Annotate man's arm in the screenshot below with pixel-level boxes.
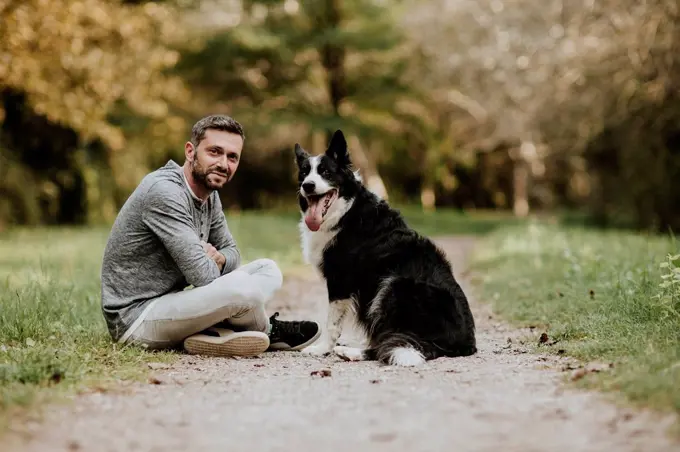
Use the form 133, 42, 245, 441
142, 181, 221, 287
208, 194, 241, 274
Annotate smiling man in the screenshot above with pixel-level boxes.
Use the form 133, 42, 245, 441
100, 114, 320, 356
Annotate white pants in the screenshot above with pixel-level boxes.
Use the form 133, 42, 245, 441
119, 259, 283, 350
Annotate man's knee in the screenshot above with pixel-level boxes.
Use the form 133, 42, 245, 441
251, 258, 283, 289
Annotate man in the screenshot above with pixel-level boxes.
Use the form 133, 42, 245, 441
100, 114, 320, 356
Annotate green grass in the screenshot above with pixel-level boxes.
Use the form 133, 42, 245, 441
469, 220, 680, 416
0, 206, 512, 426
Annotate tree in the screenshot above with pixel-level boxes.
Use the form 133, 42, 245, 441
0, 0, 189, 224
176, 0, 426, 200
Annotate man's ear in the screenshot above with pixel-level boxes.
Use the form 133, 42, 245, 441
185, 141, 195, 161
325, 130, 351, 167
294, 143, 309, 167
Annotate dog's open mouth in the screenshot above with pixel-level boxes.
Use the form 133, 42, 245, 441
304, 189, 338, 231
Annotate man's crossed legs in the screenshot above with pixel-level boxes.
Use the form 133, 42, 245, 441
119, 259, 320, 356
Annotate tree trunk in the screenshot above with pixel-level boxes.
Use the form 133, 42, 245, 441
320, 0, 346, 118
510, 144, 530, 217
318, 0, 388, 200
420, 185, 436, 211
347, 135, 388, 199
512, 160, 529, 217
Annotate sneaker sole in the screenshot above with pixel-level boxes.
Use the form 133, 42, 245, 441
184, 330, 270, 357
269, 327, 322, 352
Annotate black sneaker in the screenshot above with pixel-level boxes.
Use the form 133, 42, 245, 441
267, 312, 321, 351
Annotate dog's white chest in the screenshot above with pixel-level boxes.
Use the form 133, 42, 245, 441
299, 221, 338, 269
298, 196, 353, 271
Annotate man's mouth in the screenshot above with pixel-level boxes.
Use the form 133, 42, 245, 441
211, 171, 229, 180
303, 189, 338, 232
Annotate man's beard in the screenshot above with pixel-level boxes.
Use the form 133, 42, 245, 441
191, 156, 230, 190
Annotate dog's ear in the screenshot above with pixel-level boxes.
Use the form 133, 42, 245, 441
294, 143, 309, 167
325, 129, 351, 167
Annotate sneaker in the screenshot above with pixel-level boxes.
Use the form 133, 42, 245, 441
267, 312, 321, 351
183, 327, 270, 357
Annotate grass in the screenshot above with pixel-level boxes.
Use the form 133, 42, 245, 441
469, 220, 680, 417
0, 206, 512, 427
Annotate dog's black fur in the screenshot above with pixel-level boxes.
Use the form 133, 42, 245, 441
294, 130, 477, 365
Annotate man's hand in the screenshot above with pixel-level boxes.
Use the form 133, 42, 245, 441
201, 241, 226, 271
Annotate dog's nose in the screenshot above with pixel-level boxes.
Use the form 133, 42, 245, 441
302, 181, 316, 194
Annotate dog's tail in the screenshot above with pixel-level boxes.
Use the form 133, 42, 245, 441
365, 331, 475, 367
364, 333, 426, 367
366, 276, 477, 364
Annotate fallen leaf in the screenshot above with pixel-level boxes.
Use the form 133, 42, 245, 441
310, 369, 332, 378
148, 376, 164, 385
570, 368, 588, 381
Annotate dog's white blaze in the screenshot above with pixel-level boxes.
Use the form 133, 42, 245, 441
302, 156, 333, 194
388, 347, 425, 367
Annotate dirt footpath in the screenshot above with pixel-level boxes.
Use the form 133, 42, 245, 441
6, 237, 679, 452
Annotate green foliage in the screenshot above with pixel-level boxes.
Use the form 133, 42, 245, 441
0, 0, 191, 227
653, 253, 680, 320
470, 221, 680, 414
176, 0, 423, 145
0, 0, 678, 231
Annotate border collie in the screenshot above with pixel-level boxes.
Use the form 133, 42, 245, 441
294, 130, 477, 367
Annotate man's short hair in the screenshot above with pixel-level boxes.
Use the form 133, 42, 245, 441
190, 114, 245, 147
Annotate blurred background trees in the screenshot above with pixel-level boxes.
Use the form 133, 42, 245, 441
1, 0, 678, 231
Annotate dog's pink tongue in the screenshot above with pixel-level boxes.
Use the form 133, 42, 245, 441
305, 199, 323, 231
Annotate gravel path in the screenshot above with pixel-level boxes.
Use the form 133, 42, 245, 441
6, 236, 679, 452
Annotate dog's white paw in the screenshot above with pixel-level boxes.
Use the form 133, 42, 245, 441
333, 346, 366, 362
300, 343, 332, 356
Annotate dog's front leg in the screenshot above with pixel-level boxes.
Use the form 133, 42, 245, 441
301, 299, 352, 356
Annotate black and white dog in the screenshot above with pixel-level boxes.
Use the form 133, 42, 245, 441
294, 130, 477, 366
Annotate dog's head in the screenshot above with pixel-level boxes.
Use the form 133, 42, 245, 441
294, 129, 362, 232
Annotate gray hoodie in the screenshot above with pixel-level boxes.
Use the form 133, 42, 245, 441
100, 160, 240, 341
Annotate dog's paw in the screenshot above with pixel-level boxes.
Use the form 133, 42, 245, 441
333, 346, 366, 362
300, 344, 332, 357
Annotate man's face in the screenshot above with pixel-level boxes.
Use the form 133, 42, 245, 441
185, 129, 243, 191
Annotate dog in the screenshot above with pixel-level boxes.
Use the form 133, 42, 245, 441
293, 129, 477, 367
